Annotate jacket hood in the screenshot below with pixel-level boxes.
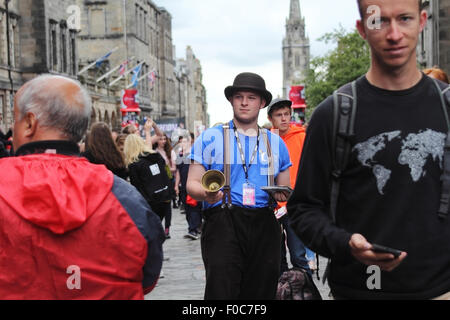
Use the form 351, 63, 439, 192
278, 124, 306, 140
0, 154, 113, 234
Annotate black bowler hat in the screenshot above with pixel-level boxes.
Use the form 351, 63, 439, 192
224, 72, 273, 107
267, 98, 293, 116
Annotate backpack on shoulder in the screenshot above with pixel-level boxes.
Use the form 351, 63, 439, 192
322, 77, 450, 284
276, 267, 322, 300
134, 153, 172, 204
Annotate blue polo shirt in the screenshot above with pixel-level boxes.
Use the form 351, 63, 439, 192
190, 121, 292, 209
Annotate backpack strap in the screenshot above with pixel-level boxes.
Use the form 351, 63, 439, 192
222, 123, 233, 209
432, 79, 450, 220
261, 129, 275, 187
330, 80, 358, 224
261, 128, 277, 209
323, 80, 358, 285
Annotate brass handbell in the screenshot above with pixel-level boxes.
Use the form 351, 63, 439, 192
201, 170, 226, 193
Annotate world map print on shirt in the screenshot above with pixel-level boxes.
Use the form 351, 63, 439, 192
353, 130, 446, 195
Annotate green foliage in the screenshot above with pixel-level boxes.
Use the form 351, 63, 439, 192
305, 26, 370, 119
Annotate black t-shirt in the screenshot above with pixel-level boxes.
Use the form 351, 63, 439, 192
288, 75, 450, 299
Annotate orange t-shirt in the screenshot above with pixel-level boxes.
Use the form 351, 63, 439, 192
272, 124, 306, 208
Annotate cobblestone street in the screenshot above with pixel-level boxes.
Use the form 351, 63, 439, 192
146, 207, 331, 300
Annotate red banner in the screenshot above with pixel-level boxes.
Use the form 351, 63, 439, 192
289, 86, 306, 109
122, 89, 140, 111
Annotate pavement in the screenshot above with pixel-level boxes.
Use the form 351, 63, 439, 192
146, 206, 331, 300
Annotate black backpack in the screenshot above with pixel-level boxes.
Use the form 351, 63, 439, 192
276, 268, 322, 300
129, 152, 172, 204
322, 77, 450, 283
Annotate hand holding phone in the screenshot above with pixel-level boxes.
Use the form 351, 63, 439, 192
349, 234, 407, 272
370, 244, 403, 259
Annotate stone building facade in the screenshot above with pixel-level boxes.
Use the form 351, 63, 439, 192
175, 46, 208, 135
282, 0, 310, 98
0, 0, 79, 133
418, 0, 450, 75
76, 0, 178, 129
76, 0, 207, 132
0, 0, 208, 135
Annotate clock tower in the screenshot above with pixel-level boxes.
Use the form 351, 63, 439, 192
282, 0, 310, 98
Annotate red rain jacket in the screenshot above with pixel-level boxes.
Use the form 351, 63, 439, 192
0, 149, 164, 300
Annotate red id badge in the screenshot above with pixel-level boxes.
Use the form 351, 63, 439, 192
243, 182, 256, 206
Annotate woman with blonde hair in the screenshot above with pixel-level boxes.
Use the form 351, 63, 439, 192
124, 134, 172, 239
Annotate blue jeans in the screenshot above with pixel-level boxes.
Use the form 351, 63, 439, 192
306, 247, 316, 262
280, 215, 311, 275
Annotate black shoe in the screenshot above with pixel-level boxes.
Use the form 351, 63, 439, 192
185, 231, 199, 240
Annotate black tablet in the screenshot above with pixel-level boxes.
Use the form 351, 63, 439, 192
260, 186, 293, 197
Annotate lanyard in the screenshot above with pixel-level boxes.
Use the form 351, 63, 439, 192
232, 121, 260, 181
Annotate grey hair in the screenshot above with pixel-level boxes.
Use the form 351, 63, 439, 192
16, 74, 92, 143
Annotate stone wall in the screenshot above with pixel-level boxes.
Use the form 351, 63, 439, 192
440, 0, 450, 75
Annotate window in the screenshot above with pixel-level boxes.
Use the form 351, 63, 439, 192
9, 16, 19, 68
69, 30, 77, 75
140, 11, 144, 40
89, 9, 106, 36
0, 12, 5, 65
135, 5, 148, 43
295, 54, 300, 68
61, 23, 68, 73
0, 13, 21, 68
135, 5, 139, 37
144, 13, 147, 42
49, 20, 58, 71
0, 94, 4, 130
142, 64, 147, 93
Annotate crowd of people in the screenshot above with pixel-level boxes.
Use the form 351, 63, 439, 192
0, 0, 450, 301
79, 117, 201, 242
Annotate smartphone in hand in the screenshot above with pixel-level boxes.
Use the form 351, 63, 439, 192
371, 244, 403, 258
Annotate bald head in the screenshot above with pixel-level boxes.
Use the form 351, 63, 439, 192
14, 75, 92, 146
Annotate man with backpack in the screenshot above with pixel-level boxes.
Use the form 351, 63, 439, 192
287, 0, 450, 299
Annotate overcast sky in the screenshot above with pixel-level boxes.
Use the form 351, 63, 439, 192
156, 0, 361, 127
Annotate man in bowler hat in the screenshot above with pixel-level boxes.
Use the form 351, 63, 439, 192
187, 72, 292, 299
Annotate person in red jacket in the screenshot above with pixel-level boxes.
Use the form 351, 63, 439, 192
0, 74, 165, 300
268, 98, 316, 274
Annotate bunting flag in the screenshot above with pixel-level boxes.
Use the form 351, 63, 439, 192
78, 47, 118, 76
130, 64, 143, 88
148, 70, 157, 86
95, 50, 114, 68
119, 60, 129, 76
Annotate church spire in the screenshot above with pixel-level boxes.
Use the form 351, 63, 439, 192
289, 0, 301, 21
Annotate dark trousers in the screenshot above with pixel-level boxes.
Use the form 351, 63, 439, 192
150, 201, 172, 229
180, 188, 202, 233
186, 205, 202, 233
201, 206, 281, 300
